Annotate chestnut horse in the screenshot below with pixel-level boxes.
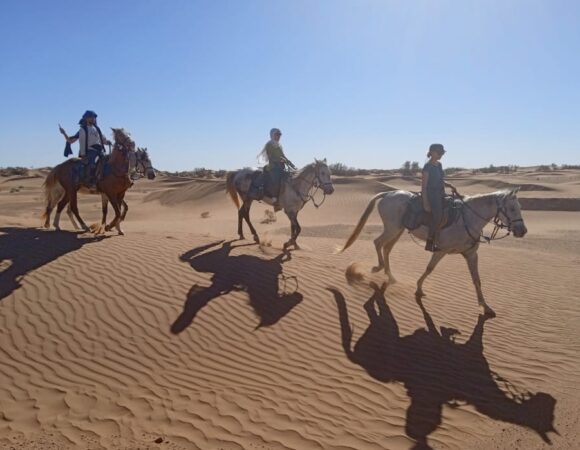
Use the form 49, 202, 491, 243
42, 129, 155, 234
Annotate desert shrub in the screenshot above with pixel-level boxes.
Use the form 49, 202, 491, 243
0, 167, 29, 177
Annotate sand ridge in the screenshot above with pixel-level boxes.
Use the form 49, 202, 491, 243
1, 169, 579, 449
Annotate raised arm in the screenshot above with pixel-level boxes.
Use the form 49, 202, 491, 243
59, 125, 79, 144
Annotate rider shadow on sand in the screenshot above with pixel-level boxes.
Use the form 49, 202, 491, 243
171, 240, 303, 334
328, 283, 557, 450
0, 227, 108, 302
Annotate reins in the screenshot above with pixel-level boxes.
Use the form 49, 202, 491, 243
461, 195, 521, 245
289, 163, 330, 209
408, 192, 521, 249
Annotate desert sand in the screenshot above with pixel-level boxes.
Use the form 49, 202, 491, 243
1, 167, 579, 449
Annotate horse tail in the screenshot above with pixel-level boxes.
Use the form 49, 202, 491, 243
226, 171, 240, 209
41, 168, 64, 221
339, 192, 386, 253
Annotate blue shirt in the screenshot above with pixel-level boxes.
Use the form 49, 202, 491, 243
423, 162, 445, 196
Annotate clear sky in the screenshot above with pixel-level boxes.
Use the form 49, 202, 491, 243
0, 0, 578, 171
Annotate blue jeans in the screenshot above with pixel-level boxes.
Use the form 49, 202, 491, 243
85, 146, 103, 183
86, 147, 102, 169
427, 191, 443, 241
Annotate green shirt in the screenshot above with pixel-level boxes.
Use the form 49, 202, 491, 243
264, 140, 284, 164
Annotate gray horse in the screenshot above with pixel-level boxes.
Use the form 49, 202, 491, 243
227, 159, 334, 249
339, 188, 527, 316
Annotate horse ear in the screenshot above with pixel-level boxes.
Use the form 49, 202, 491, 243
314, 158, 319, 164
323, 158, 327, 163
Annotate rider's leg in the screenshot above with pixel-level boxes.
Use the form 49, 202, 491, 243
271, 164, 283, 210
87, 148, 98, 187
426, 193, 443, 251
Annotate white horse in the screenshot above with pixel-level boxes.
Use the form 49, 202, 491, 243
226, 159, 334, 249
339, 189, 528, 316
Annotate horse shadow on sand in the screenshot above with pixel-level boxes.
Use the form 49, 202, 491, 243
171, 240, 303, 334
0, 227, 108, 302
328, 283, 557, 450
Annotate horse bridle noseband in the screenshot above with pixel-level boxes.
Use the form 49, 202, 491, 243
130, 152, 151, 180
462, 195, 523, 244
494, 197, 524, 232
295, 163, 332, 208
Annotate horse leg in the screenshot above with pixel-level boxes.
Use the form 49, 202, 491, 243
43, 203, 54, 229
293, 215, 302, 249
69, 190, 89, 231
120, 199, 128, 221
372, 232, 387, 272
382, 229, 404, 283
241, 201, 259, 243
93, 193, 108, 234
462, 249, 495, 317
66, 203, 80, 230
237, 207, 245, 240
54, 193, 70, 231
415, 251, 446, 299
115, 194, 126, 235
283, 212, 300, 250
105, 195, 122, 231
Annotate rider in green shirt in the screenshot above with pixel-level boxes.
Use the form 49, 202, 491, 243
259, 128, 296, 209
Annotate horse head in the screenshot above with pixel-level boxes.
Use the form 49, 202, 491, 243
111, 128, 136, 155
131, 147, 156, 180
314, 158, 334, 195
498, 188, 527, 238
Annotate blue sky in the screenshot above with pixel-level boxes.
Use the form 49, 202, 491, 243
0, 0, 578, 171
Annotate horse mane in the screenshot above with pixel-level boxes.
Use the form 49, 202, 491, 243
292, 162, 316, 179
112, 128, 131, 142
464, 189, 512, 202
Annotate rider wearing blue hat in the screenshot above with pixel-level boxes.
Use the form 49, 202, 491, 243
59, 110, 110, 188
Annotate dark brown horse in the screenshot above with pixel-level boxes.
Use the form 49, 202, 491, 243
42, 129, 155, 234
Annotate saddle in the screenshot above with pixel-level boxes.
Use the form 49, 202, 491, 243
248, 168, 290, 200
71, 156, 110, 187
402, 193, 463, 231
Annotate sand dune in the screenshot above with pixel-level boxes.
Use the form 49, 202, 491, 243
1, 169, 579, 449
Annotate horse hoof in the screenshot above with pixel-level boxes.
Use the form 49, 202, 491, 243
415, 290, 424, 300
239, 234, 245, 240
118, 231, 125, 236
253, 235, 260, 243
371, 265, 383, 273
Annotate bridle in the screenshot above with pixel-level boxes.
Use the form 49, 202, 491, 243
462, 194, 524, 244
292, 162, 332, 208
130, 151, 152, 181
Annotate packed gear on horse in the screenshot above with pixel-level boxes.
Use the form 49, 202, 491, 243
402, 192, 463, 231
